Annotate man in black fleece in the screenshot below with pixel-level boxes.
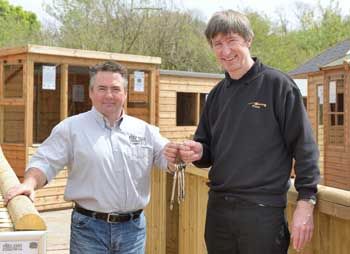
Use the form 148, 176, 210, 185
164, 9, 319, 254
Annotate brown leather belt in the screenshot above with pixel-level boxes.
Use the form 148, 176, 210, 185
75, 205, 142, 223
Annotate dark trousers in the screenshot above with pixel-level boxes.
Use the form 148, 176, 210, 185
205, 192, 290, 254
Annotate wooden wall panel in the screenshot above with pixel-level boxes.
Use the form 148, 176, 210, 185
159, 73, 220, 254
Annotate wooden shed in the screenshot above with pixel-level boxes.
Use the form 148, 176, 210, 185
0, 44, 162, 210
289, 39, 350, 190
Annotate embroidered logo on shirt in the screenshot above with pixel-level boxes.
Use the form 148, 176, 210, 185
248, 101, 267, 109
129, 135, 146, 145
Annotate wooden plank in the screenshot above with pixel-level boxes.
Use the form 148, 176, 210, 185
0, 45, 28, 57
29, 54, 158, 72
24, 59, 34, 151
149, 69, 157, 125
0, 61, 3, 100
195, 93, 200, 125
159, 90, 176, 98
36, 202, 73, 212
27, 44, 161, 65
60, 64, 68, 120
0, 98, 25, 106
0, 105, 3, 143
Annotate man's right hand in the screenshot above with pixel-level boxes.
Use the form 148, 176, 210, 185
179, 140, 203, 163
4, 167, 47, 205
4, 183, 35, 204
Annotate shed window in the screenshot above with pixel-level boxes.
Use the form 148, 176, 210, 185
317, 84, 323, 125
328, 79, 344, 145
176, 92, 208, 126
176, 92, 197, 126
3, 64, 23, 98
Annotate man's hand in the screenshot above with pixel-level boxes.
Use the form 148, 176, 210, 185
163, 142, 180, 164
4, 168, 47, 205
179, 140, 203, 163
164, 142, 182, 173
291, 200, 315, 251
4, 183, 35, 204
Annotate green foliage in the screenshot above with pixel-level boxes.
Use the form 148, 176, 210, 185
41, 0, 219, 72
0, 0, 41, 47
1, 0, 350, 74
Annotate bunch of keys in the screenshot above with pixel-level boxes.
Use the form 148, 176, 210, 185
169, 157, 186, 211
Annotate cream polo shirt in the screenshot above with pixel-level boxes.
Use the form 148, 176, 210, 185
28, 107, 169, 213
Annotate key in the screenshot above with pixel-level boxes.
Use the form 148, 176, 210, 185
170, 170, 177, 211
169, 154, 186, 210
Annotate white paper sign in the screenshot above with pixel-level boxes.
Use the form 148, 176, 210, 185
72, 85, 84, 102
134, 71, 144, 92
317, 86, 323, 105
42, 66, 56, 90
0, 240, 39, 254
329, 81, 336, 103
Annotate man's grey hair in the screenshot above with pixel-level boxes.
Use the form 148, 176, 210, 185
205, 10, 254, 46
89, 61, 128, 90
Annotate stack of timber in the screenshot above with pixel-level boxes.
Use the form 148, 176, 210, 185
0, 196, 13, 232
0, 146, 46, 231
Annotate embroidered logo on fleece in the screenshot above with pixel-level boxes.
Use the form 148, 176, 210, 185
248, 101, 267, 109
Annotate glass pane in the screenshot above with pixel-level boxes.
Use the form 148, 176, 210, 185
330, 103, 336, 112
337, 115, 344, 126
33, 63, 61, 143
330, 114, 335, 126
68, 65, 91, 116
3, 64, 23, 98
318, 105, 323, 125
317, 85, 323, 126
337, 93, 344, 112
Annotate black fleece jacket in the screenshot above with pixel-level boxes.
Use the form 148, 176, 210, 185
193, 58, 320, 207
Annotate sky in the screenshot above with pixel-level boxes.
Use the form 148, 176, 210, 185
8, 0, 350, 28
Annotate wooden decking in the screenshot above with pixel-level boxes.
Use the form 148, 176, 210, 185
41, 209, 71, 254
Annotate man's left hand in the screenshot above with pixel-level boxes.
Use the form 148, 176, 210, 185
291, 200, 315, 251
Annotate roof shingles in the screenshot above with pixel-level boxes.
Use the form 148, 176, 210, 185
289, 39, 350, 76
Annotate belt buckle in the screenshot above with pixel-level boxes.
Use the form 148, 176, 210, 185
107, 212, 120, 223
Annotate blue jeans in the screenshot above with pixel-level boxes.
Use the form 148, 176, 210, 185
70, 210, 146, 254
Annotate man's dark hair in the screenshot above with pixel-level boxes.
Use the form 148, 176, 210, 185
205, 10, 254, 46
89, 61, 128, 89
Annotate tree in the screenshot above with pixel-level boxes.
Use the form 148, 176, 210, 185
42, 0, 219, 72
0, 0, 40, 47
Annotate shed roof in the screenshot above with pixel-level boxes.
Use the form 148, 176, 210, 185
160, 69, 224, 79
0, 44, 161, 65
289, 39, 350, 77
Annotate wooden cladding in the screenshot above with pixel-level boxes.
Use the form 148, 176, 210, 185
0, 105, 25, 144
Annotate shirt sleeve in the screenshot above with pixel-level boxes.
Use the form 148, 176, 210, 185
149, 125, 169, 170
27, 119, 72, 183
193, 93, 213, 168
278, 83, 320, 200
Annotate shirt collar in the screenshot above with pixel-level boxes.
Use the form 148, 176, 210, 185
91, 107, 124, 129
